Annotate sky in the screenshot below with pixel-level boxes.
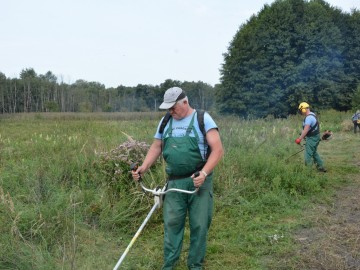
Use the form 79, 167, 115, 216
1, 0, 359, 88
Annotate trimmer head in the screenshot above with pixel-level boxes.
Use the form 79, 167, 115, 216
321, 130, 333, 141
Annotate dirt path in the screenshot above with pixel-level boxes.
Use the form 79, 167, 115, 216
293, 133, 360, 270
294, 179, 360, 269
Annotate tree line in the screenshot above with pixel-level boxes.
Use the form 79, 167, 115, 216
0, 69, 215, 113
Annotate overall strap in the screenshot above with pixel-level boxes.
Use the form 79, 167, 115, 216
186, 112, 197, 136
163, 112, 198, 139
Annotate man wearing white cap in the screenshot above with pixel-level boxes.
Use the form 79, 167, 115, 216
132, 86, 224, 269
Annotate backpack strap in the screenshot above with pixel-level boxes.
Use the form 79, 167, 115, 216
196, 110, 206, 138
196, 110, 211, 159
159, 111, 171, 134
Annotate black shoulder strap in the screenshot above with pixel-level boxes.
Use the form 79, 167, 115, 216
196, 110, 206, 138
197, 110, 211, 159
159, 112, 171, 134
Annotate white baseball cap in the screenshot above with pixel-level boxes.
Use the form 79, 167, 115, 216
159, 87, 187, 109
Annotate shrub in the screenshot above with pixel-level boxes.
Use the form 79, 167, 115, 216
94, 136, 165, 231
341, 120, 354, 132
96, 138, 150, 200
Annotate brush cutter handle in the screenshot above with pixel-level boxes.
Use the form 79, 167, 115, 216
139, 172, 200, 195
139, 181, 199, 195
130, 162, 142, 181
131, 163, 199, 194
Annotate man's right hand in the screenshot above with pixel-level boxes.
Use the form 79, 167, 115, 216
131, 169, 142, 181
130, 163, 143, 181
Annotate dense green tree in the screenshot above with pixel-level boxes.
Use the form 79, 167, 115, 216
39, 71, 58, 112
181, 81, 214, 110
0, 72, 6, 113
340, 10, 360, 110
19, 68, 37, 112
218, 0, 360, 118
351, 85, 360, 110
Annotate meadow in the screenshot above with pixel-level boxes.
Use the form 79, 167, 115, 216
0, 110, 358, 270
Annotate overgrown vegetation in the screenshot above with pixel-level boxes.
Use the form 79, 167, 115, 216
0, 111, 358, 269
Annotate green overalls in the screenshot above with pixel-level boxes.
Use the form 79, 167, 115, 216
303, 114, 324, 169
161, 113, 213, 270
304, 134, 324, 168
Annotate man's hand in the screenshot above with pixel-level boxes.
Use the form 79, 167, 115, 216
130, 163, 143, 181
131, 169, 142, 181
295, 138, 302, 144
192, 171, 205, 188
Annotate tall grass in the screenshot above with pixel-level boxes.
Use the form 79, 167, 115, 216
0, 110, 357, 269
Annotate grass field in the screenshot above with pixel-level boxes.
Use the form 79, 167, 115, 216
0, 111, 358, 270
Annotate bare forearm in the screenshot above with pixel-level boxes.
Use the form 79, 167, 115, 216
299, 125, 310, 140
202, 147, 224, 175
202, 129, 224, 175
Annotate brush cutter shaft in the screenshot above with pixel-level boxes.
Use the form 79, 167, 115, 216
113, 165, 199, 269
113, 201, 159, 270
140, 181, 198, 195
284, 146, 305, 161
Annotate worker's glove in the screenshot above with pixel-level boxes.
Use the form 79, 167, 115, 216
295, 138, 302, 144
321, 130, 333, 141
